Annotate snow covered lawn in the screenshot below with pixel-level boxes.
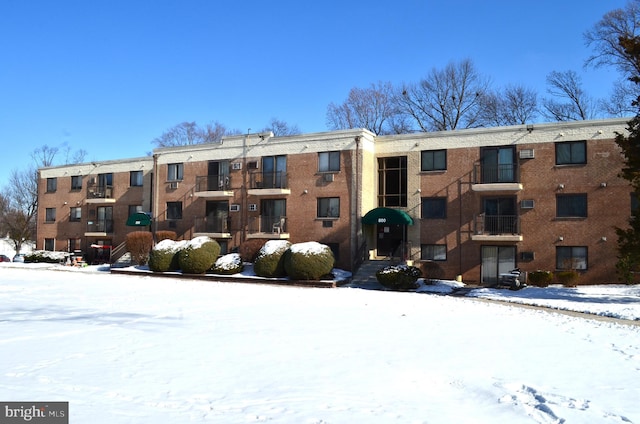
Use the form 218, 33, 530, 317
1, 264, 639, 423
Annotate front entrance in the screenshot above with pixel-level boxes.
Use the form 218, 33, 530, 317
376, 224, 406, 258
481, 245, 516, 285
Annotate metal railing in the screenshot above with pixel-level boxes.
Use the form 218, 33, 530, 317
86, 219, 114, 233
249, 171, 288, 189
194, 216, 230, 233
87, 185, 114, 199
473, 163, 519, 184
248, 215, 287, 234
474, 214, 519, 235
195, 175, 232, 192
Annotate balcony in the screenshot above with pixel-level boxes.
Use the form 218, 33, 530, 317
248, 172, 291, 195
194, 175, 233, 197
471, 163, 523, 193
194, 216, 232, 238
85, 219, 114, 237
247, 215, 289, 239
86, 185, 116, 203
471, 214, 523, 242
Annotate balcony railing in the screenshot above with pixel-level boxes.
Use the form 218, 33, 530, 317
86, 219, 114, 233
473, 163, 520, 184
194, 216, 230, 234
248, 215, 288, 235
249, 171, 288, 190
195, 175, 232, 192
474, 214, 519, 235
87, 185, 114, 199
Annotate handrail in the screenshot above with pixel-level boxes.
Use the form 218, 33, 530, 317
109, 241, 128, 265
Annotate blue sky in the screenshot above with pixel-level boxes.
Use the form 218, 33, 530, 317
0, 0, 629, 186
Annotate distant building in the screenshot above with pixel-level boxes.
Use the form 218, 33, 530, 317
37, 118, 631, 284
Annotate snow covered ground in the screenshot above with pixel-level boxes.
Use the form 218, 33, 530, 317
1, 263, 639, 423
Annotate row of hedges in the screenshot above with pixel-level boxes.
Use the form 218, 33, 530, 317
147, 237, 334, 280
527, 270, 580, 287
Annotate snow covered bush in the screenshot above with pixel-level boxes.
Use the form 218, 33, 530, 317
210, 253, 244, 275
24, 250, 69, 264
125, 231, 153, 265
376, 264, 422, 290
528, 270, 554, 287
148, 239, 187, 272
283, 241, 334, 280
177, 236, 220, 274
253, 240, 291, 278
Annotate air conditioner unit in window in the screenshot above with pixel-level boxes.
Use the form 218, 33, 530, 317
519, 149, 535, 159
247, 161, 259, 170
229, 204, 240, 212
520, 199, 535, 209
323, 173, 335, 182
169, 181, 179, 189
232, 162, 242, 170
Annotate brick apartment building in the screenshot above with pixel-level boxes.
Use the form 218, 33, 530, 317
37, 117, 631, 284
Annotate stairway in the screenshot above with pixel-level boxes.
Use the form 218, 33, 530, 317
342, 258, 396, 289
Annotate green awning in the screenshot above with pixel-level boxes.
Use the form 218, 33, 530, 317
126, 212, 152, 226
361, 208, 414, 225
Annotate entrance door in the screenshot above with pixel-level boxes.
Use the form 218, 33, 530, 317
481, 245, 516, 285
376, 224, 406, 258
205, 201, 229, 232
208, 161, 229, 191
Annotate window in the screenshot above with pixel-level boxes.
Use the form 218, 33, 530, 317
167, 201, 183, 220
556, 141, 586, 165
557, 194, 587, 218
480, 146, 516, 183
68, 238, 81, 253
421, 244, 447, 261
422, 197, 447, 219
319, 151, 340, 172
167, 163, 184, 181
70, 207, 81, 222
44, 238, 55, 251
71, 175, 82, 190
421, 150, 447, 171
46, 178, 57, 193
556, 246, 587, 270
262, 155, 287, 188
130, 170, 143, 186
45, 208, 56, 223
317, 197, 340, 218
378, 156, 407, 207
129, 205, 143, 216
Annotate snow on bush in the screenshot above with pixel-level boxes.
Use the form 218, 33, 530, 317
254, 240, 291, 278
24, 250, 70, 263
210, 253, 244, 275
283, 241, 334, 280
376, 264, 422, 291
177, 237, 220, 274
148, 239, 188, 272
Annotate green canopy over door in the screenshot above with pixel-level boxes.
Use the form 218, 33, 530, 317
126, 212, 152, 226
361, 207, 414, 226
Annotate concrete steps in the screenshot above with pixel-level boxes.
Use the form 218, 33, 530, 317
342, 259, 396, 289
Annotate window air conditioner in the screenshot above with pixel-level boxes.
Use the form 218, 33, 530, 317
232, 162, 242, 170
520, 199, 535, 209
169, 181, 179, 189
323, 173, 335, 182
229, 204, 240, 212
247, 161, 259, 169
519, 149, 535, 159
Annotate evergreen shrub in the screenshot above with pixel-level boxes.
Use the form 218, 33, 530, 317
177, 237, 221, 274
254, 240, 291, 278
556, 270, 580, 287
148, 239, 187, 272
210, 253, 244, 275
283, 241, 335, 280
528, 270, 554, 287
376, 264, 422, 290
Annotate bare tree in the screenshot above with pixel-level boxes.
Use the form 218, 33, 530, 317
326, 81, 398, 135
31, 145, 59, 167
541, 70, 599, 121
151, 121, 238, 147
480, 85, 538, 126
602, 78, 638, 117
397, 59, 491, 131
585, 0, 640, 78
0, 167, 38, 253
262, 118, 301, 136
